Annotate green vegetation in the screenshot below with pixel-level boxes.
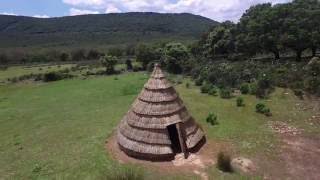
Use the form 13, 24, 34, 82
195, 0, 320, 61
0, 64, 75, 82
256, 103, 272, 116
100, 55, 118, 74
236, 97, 244, 107
217, 152, 232, 172
0, 71, 318, 179
206, 112, 218, 126
0, 12, 217, 50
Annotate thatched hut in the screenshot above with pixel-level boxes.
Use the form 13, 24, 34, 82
117, 64, 205, 160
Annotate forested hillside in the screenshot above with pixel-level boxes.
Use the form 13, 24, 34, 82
0, 12, 218, 48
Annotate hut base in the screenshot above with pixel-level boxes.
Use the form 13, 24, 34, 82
117, 136, 206, 162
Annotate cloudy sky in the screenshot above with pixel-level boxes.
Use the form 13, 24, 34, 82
0, 0, 291, 22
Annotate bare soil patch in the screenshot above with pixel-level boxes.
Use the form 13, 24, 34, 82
269, 121, 320, 180
106, 133, 233, 179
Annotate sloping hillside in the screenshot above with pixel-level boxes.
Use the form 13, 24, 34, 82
0, 12, 218, 48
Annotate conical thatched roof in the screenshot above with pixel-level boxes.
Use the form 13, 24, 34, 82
117, 64, 205, 160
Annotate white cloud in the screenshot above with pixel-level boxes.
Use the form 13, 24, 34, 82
0, 12, 18, 16
33, 14, 50, 18
63, 0, 104, 6
63, 0, 292, 21
69, 8, 100, 15
105, 4, 121, 13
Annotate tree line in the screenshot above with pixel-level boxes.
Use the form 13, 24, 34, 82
193, 0, 320, 61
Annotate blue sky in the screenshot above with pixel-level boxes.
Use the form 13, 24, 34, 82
0, 0, 291, 21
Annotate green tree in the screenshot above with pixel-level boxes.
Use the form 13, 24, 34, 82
59, 52, 70, 62
238, 3, 282, 59
135, 44, 161, 69
0, 53, 9, 65
100, 55, 118, 74
108, 47, 123, 57
71, 49, 86, 61
87, 49, 101, 60
163, 42, 190, 74
203, 22, 235, 57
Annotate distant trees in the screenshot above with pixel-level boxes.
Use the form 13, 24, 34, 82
135, 44, 161, 69
197, 0, 320, 60
71, 49, 86, 61
0, 53, 8, 65
163, 43, 190, 74
87, 49, 102, 60
101, 55, 118, 74
60, 52, 70, 62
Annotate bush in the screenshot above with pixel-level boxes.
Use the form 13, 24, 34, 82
236, 97, 244, 107
201, 83, 212, 93
43, 72, 63, 82
195, 77, 203, 86
208, 87, 218, 96
219, 88, 232, 99
217, 152, 232, 172
146, 62, 155, 72
132, 64, 143, 72
206, 112, 218, 125
293, 89, 304, 99
186, 82, 190, 88
43, 72, 73, 82
255, 103, 272, 116
240, 83, 250, 94
249, 82, 258, 95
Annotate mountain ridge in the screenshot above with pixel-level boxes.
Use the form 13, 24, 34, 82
0, 12, 218, 49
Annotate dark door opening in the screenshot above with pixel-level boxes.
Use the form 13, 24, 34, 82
167, 124, 182, 153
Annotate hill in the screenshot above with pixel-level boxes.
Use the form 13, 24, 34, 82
0, 12, 218, 49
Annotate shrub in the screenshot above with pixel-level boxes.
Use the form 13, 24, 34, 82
132, 64, 143, 72
43, 72, 62, 82
236, 97, 244, 107
240, 83, 250, 94
249, 82, 258, 95
100, 55, 118, 74
126, 59, 133, 71
195, 77, 203, 86
208, 87, 218, 96
217, 152, 232, 172
219, 88, 232, 99
293, 89, 304, 99
256, 103, 272, 116
201, 83, 212, 93
146, 62, 155, 72
186, 82, 190, 88
206, 112, 218, 125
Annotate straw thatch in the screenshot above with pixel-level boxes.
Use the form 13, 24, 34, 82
117, 64, 205, 160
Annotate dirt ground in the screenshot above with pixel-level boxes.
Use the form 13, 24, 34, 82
106, 99, 320, 180
268, 121, 320, 180
106, 124, 320, 180
106, 134, 233, 179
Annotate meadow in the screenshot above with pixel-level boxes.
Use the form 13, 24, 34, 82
0, 65, 318, 179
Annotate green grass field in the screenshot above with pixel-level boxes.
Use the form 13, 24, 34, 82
0, 64, 76, 82
0, 69, 317, 179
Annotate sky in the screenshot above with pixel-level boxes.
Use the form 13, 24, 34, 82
0, 0, 291, 22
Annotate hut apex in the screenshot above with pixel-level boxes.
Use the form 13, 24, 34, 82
117, 64, 205, 160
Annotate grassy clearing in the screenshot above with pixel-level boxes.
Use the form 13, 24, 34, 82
0, 72, 317, 179
0, 64, 76, 82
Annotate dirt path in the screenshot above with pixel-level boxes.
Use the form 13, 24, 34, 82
269, 121, 320, 180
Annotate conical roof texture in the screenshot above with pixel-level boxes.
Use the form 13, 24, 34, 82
117, 64, 204, 159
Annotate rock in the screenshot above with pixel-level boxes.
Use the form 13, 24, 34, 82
231, 157, 256, 174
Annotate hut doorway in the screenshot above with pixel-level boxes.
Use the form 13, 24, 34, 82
167, 124, 182, 153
